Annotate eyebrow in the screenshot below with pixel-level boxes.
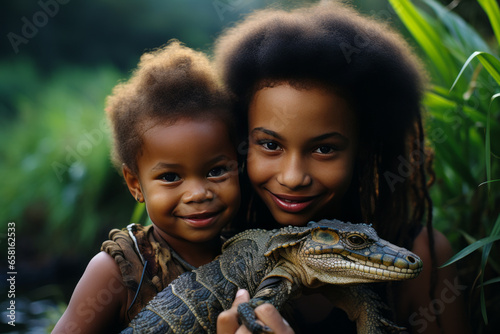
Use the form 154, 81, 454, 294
150, 155, 233, 172
251, 127, 283, 140
207, 154, 234, 166
151, 162, 181, 172
313, 132, 349, 143
251, 127, 349, 143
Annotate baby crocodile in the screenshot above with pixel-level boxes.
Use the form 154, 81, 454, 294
122, 219, 422, 333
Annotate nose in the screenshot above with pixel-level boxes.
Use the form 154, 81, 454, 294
182, 180, 214, 203
276, 152, 311, 190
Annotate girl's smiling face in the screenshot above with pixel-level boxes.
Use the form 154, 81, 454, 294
247, 83, 358, 226
124, 118, 240, 252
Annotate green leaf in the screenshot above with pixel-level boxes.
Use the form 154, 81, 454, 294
478, 0, 500, 46
130, 202, 146, 224
423, 0, 491, 56
491, 93, 500, 105
451, 51, 500, 91
439, 234, 500, 268
459, 230, 477, 245
425, 89, 498, 129
491, 213, 500, 236
389, 0, 456, 84
482, 277, 500, 287
485, 94, 497, 191
481, 239, 493, 324
478, 179, 500, 188
480, 274, 488, 324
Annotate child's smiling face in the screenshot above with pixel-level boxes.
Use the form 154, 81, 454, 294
125, 118, 240, 249
247, 83, 358, 226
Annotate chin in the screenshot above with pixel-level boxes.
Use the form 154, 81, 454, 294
273, 214, 311, 227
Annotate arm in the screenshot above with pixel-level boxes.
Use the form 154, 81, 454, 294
52, 252, 129, 334
396, 227, 472, 334
217, 289, 294, 334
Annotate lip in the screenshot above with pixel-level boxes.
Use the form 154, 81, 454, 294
177, 211, 221, 228
267, 191, 317, 213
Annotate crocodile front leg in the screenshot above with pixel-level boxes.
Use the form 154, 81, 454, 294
237, 277, 292, 334
320, 284, 405, 334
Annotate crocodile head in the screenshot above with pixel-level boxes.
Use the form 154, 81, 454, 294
264, 219, 423, 288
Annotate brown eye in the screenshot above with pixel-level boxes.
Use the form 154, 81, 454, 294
347, 235, 366, 247
314, 145, 335, 154
161, 173, 181, 182
208, 166, 228, 178
262, 141, 280, 151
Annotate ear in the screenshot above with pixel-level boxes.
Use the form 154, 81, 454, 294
122, 164, 144, 203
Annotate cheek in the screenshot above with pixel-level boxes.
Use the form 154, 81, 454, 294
247, 149, 275, 186
319, 160, 355, 194
213, 177, 241, 206
145, 190, 177, 214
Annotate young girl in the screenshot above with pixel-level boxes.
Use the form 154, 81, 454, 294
53, 40, 241, 333
214, 2, 470, 333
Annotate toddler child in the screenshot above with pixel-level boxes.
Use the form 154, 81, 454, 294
53, 40, 240, 333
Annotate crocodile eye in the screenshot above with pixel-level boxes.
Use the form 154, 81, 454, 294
347, 234, 366, 247
312, 229, 339, 245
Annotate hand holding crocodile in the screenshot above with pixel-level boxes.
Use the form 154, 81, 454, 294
217, 289, 294, 334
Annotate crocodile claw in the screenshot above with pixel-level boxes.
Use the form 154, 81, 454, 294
379, 318, 407, 333
237, 302, 274, 334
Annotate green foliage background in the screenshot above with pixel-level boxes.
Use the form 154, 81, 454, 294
388, 1, 500, 331
0, 0, 498, 332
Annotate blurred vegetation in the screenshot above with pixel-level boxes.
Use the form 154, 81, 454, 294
389, 0, 500, 332
0, 60, 126, 254
0, 0, 499, 332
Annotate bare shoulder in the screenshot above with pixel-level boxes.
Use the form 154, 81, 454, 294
396, 227, 471, 333
412, 227, 454, 266
52, 252, 129, 333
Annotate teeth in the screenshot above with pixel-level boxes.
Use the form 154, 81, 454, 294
282, 199, 301, 203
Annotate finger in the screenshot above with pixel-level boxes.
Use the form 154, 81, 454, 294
233, 289, 250, 306
217, 290, 250, 334
235, 326, 252, 334
254, 303, 295, 334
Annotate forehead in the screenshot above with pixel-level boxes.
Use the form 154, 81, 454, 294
248, 84, 357, 137
140, 118, 236, 161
